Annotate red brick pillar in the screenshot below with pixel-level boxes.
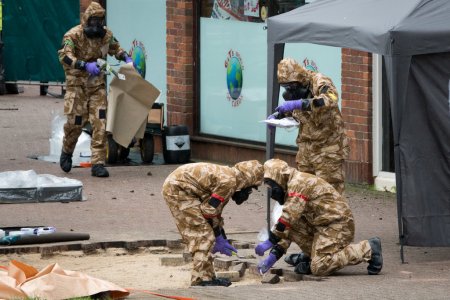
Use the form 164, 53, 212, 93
166, 0, 195, 134
341, 49, 373, 184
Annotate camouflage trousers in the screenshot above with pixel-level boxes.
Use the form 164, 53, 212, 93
296, 141, 347, 194
62, 84, 107, 164
289, 216, 371, 276
162, 185, 216, 285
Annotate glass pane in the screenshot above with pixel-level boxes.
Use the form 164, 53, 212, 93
199, 18, 271, 142
201, 0, 265, 23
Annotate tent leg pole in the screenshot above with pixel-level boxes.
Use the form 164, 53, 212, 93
400, 243, 405, 263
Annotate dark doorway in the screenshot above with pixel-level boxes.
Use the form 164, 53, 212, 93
381, 58, 395, 172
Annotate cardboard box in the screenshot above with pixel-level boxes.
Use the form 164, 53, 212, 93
147, 103, 164, 129
148, 107, 163, 126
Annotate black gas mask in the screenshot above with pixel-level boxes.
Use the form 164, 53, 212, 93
281, 82, 310, 100
84, 16, 106, 39
265, 179, 286, 205
232, 186, 256, 205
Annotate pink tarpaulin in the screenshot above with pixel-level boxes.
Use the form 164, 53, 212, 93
0, 260, 129, 299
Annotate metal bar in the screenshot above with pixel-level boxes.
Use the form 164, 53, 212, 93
4, 81, 66, 87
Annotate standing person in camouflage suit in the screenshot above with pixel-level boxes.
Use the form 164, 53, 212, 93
268, 57, 349, 194
58, 1, 133, 177
255, 159, 382, 276
162, 160, 264, 287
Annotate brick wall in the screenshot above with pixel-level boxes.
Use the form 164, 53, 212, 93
166, 0, 195, 134
341, 49, 373, 184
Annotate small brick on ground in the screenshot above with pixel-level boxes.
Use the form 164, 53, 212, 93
230, 263, 247, 277
213, 257, 238, 269
262, 273, 280, 284
270, 268, 283, 276
166, 239, 183, 249
232, 241, 250, 249
160, 256, 186, 266
215, 270, 241, 282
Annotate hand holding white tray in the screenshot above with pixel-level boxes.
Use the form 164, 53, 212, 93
260, 117, 299, 128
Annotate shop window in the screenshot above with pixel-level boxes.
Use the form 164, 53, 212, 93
200, 0, 308, 23
197, 0, 332, 148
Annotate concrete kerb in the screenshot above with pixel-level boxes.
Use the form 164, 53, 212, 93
0, 239, 183, 256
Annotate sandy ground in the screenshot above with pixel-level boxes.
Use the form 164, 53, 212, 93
0, 246, 263, 293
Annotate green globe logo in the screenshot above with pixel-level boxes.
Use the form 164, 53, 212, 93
131, 46, 146, 78
226, 56, 243, 100
129, 40, 147, 78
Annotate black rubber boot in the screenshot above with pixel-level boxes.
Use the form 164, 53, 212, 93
292, 253, 312, 274
91, 164, 109, 177
285, 252, 310, 266
367, 237, 383, 275
59, 151, 73, 173
196, 277, 231, 287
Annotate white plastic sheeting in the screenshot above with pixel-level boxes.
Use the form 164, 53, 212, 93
39, 112, 91, 166
0, 170, 83, 203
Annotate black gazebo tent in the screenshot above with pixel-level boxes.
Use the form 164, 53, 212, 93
266, 0, 450, 257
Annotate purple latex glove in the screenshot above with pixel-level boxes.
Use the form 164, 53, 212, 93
275, 99, 303, 113
212, 235, 237, 256
85, 62, 100, 76
255, 239, 273, 256
125, 55, 133, 65
266, 113, 277, 129
267, 113, 277, 121
258, 253, 278, 274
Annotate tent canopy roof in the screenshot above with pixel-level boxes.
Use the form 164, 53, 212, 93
267, 0, 450, 56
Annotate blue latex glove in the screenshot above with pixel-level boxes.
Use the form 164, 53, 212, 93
276, 99, 303, 113
258, 253, 278, 274
255, 239, 273, 256
85, 62, 100, 76
212, 235, 237, 256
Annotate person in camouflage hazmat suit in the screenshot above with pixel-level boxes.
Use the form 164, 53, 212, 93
162, 160, 264, 286
255, 159, 383, 276
57, 2, 133, 177
269, 58, 349, 194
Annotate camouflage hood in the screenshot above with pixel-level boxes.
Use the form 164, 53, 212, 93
277, 57, 314, 86
232, 160, 264, 191
263, 159, 293, 190
81, 2, 105, 27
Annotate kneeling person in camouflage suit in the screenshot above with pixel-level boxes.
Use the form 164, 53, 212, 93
255, 159, 382, 276
162, 160, 264, 286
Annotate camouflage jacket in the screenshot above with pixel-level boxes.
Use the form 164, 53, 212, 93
264, 159, 353, 251
58, 2, 126, 87
277, 58, 348, 156
162, 161, 263, 231
292, 72, 348, 154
